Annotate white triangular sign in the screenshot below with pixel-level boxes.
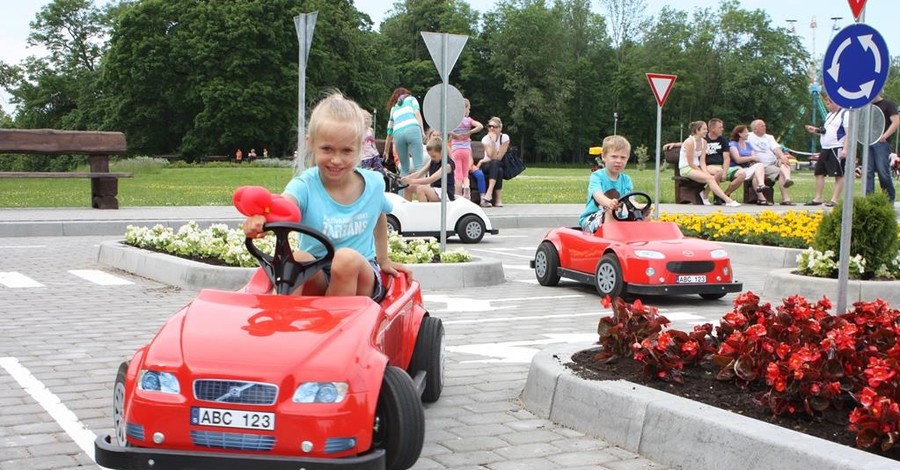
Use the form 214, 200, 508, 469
646, 73, 677, 107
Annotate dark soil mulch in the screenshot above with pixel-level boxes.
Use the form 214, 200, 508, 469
567, 348, 900, 461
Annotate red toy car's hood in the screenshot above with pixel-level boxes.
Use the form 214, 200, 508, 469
143, 289, 383, 378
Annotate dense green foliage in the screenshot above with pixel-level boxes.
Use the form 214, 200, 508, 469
812, 192, 900, 278
2, 0, 899, 166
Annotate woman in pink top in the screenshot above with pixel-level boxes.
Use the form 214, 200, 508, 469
449, 99, 483, 200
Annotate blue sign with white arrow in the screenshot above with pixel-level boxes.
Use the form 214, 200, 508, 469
822, 23, 889, 109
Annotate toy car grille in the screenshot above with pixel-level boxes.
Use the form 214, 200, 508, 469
666, 261, 714, 274
190, 430, 275, 451
193, 380, 278, 405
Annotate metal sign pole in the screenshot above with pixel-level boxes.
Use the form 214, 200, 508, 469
294, 13, 317, 172
654, 105, 661, 219
439, 33, 449, 249
837, 108, 859, 315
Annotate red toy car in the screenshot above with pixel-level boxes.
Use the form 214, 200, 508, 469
531, 192, 742, 300
95, 222, 444, 470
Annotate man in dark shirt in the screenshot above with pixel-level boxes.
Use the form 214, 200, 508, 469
866, 93, 899, 203
703, 118, 746, 204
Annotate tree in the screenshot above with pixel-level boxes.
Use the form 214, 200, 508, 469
101, 0, 386, 159
1, 0, 115, 130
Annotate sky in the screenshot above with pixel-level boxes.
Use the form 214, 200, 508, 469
1, 0, 899, 112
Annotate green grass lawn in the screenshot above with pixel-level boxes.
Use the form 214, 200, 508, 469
0, 162, 823, 207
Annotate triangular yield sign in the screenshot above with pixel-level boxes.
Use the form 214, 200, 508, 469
848, 0, 867, 19
646, 73, 677, 107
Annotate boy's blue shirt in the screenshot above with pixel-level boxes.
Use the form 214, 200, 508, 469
284, 167, 391, 260
578, 168, 634, 226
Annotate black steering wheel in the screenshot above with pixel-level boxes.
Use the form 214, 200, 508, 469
245, 221, 335, 295
383, 170, 409, 190
611, 191, 652, 221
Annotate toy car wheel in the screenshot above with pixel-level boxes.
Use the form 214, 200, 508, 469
456, 214, 485, 244
595, 253, 625, 298
700, 293, 727, 300
373, 366, 425, 470
409, 316, 445, 403
534, 241, 561, 286
387, 214, 401, 235
113, 361, 130, 446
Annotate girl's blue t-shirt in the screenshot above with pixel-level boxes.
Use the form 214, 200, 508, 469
578, 168, 634, 226
283, 168, 391, 260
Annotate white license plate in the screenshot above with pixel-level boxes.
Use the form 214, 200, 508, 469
191, 407, 275, 431
676, 275, 706, 284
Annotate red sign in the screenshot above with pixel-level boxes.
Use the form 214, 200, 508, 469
848, 0, 867, 19
646, 73, 677, 107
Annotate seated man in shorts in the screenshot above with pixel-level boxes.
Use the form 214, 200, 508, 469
702, 118, 746, 204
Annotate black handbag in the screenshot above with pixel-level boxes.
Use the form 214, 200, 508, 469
501, 145, 525, 180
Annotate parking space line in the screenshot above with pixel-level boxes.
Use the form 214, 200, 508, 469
69, 269, 134, 286
0, 357, 109, 469
443, 310, 605, 325
0, 271, 45, 288
470, 248, 534, 259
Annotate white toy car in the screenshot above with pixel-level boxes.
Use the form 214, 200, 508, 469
384, 192, 498, 243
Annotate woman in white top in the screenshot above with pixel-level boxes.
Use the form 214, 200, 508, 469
477, 116, 509, 207
678, 121, 740, 207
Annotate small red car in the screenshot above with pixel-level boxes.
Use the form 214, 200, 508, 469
95, 222, 444, 470
531, 192, 742, 300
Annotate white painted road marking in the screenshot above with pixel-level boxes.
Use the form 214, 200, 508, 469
0, 357, 110, 469
471, 248, 535, 259
424, 293, 584, 313
0, 271, 45, 288
447, 333, 597, 363
0, 245, 47, 249
443, 311, 606, 325
69, 270, 134, 286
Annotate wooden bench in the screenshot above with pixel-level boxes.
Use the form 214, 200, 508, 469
664, 144, 705, 204
0, 129, 130, 209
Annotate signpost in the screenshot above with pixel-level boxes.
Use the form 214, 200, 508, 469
421, 32, 468, 250
646, 73, 677, 218
294, 12, 317, 172
821, 3, 889, 315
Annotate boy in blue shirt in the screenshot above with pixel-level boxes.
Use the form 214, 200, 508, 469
579, 135, 635, 233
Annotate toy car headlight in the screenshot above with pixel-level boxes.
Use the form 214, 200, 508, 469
138, 370, 180, 394
710, 249, 728, 259
634, 250, 665, 259
293, 382, 349, 404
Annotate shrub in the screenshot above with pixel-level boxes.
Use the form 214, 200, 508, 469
812, 193, 900, 278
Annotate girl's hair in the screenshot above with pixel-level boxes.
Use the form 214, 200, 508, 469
387, 87, 410, 112
488, 116, 503, 128
730, 125, 748, 142
299, 91, 366, 171
689, 120, 705, 134
361, 109, 372, 127
601, 135, 631, 157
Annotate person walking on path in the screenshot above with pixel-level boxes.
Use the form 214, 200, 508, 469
866, 92, 899, 203
805, 94, 849, 207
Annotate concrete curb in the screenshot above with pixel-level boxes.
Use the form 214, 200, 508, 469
97, 241, 504, 291
523, 342, 898, 470
0, 218, 244, 238
764, 268, 900, 306
717, 241, 803, 268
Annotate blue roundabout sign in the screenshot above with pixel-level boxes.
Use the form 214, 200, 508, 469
822, 23, 889, 109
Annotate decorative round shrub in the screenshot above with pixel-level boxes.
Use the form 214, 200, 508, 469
812, 192, 899, 279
